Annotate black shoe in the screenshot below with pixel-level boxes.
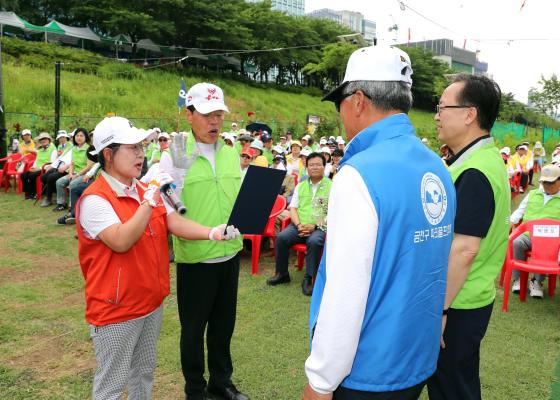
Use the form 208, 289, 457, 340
301, 274, 313, 296
266, 273, 291, 286
186, 392, 208, 400
207, 385, 249, 400
52, 204, 67, 212
57, 213, 75, 225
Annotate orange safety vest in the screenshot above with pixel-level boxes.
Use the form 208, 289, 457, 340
76, 175, 170, 326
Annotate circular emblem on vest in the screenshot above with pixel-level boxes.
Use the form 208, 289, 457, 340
421, 172, 448, 225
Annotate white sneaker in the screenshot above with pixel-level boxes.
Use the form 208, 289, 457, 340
529, 279, 544, 299
512, 278, 521, 294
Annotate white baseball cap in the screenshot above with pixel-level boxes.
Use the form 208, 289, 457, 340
56, 130, 70, 140
272, 145, 285, 154
540, 164, 560, 183
321, 147, 331, 155
319, 138, 327, 145
323, 46, 413, 102
302, 135, 311, 141
158, 132, 170, 140
301, 149, 311, 157
186, 82, 229, 114
21, 129, 32, 136
250, 140, 263, 151
500, 147, 510, 156
336, 136, 345, 144
223, 133, 235, 143
90, 117, 152, 155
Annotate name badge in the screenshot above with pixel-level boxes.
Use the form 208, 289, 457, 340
533, 225, 560, 238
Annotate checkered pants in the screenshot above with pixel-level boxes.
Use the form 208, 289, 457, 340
90, 305, 163, 400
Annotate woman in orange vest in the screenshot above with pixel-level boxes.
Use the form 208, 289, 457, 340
76, 116, 240, 399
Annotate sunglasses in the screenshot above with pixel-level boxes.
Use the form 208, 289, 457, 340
335, 91, 373, 113
158, 138, 168, 142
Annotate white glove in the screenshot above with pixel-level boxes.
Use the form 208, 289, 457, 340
142, 172, 174, 207
170, 132, 200, 170
209, 224, 241, 241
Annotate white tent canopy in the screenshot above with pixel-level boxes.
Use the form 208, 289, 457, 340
44, 20, 101, 42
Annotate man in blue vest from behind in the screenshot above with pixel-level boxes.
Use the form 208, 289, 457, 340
301, 46, 457, 400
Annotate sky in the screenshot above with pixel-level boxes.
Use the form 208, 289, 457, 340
306, 0, 560, 104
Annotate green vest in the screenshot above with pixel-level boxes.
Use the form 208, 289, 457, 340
449, 139, 510, 309
151, 148, 169, 162
36, 143, 55, 166
234, 141, 242, 153
173, 132, 243, 264
523, 190, 560, 222
57, 142, 73, 156
145, 142, 156, 161
263, 148, 273, 165
72, 144, 90, 173
297, 177, 332, 226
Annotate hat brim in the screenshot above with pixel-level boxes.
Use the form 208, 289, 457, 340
322, 81, 349, 102
540, 176, 559, 183
90, 127, 151, 155
193, 102, 230, 114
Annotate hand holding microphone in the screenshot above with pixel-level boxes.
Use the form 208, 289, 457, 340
143, 172, 186, 214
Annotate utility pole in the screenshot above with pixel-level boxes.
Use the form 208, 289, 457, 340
54, 61, 61, 134
0, 37, 6, 162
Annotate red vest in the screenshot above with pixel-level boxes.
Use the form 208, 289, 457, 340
76, 175, 170, 326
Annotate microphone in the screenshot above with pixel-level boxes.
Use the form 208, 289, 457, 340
160, 182, 187, 215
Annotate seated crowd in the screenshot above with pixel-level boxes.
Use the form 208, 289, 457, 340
5, 123, 345, 296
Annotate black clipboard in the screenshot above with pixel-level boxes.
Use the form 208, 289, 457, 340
226, 165, 287, 234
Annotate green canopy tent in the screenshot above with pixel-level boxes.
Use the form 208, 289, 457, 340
43, 20, 103, 48
0, 11, 64, 39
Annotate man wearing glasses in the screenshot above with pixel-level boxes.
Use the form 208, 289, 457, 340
428, 74, 510, 399
165, 82, 248, 400
302, 46, 455, 400
267, 152, 331, 296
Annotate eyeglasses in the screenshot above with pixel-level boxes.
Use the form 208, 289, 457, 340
158, 138, 168, 142
120, 143, 144, 155
335, 91, 373, 113
435, 104, 472, 114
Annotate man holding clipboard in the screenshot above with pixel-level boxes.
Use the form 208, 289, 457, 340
164, 82, 249, 400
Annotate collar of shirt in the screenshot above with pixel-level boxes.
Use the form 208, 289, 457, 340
446, 135, 491, 166
101, 170, 139, 199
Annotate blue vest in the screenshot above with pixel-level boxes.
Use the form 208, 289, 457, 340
309, 114, 456, 392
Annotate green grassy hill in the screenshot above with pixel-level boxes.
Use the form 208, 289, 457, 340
1, 37, 439, 142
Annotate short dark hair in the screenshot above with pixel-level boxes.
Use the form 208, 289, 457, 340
332, 149, 344, 157
187, 105, 196, 113
453, 74, 501, 131
72, 127, 90, 146
306, 152, 326, 166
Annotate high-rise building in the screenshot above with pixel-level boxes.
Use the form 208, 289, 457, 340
307, 8, 376, 44
246, 0, 305, 16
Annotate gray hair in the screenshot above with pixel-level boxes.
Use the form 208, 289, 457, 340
343, 81, 413, 113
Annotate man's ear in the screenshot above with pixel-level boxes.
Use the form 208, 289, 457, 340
465, 106, 478, 126
185, 108, 194, 124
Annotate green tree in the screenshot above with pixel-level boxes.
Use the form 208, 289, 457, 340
529, 74, 560, 120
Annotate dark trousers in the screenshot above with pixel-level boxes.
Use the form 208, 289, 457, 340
334, 381, 425, 400
41, 169, 65, 199
69, 180, 93, 216
21, 170, 41, 196
520, 172, 529, 189
275, 223, 325, 277
176, 254, 240, 396
427, 302, 494, 400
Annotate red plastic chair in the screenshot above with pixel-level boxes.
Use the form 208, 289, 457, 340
502, 219, 560, 312
2, 153, 25, 193
6, 153, 35, 194
244, 195, 287, 275
510, 171, 521, 199
291, 243, 306, 271
35, 162, 52, 200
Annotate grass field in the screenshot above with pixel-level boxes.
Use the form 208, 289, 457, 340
0, 189, 559, 400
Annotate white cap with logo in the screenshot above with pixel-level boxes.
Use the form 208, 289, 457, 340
539, 164, 560, 183
186, 83, 229, 114
90, 116, 152, 155
323, 46, 413, 102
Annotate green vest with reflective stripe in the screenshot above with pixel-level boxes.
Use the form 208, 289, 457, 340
297, 177, 332, 226
173, 131, 243, 264
72, 144, 90, 173
449, 139, 510, 309
524, 190, 560, 222
36, 143, 55, 166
